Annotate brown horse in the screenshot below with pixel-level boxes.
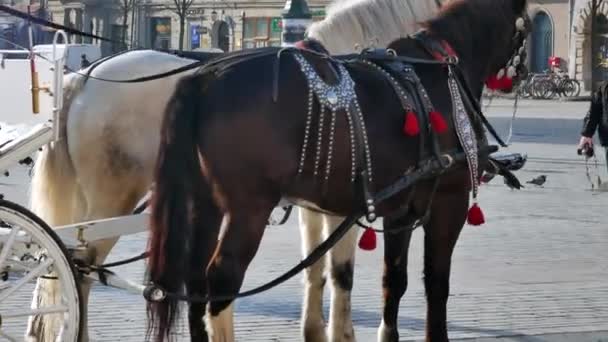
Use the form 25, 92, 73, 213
146, 0, 530, 341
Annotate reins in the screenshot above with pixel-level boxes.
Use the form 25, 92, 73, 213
144, 145, 497, 304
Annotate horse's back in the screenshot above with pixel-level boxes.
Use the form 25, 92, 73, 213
86, 49, 197, 81
64, 50, 198, 189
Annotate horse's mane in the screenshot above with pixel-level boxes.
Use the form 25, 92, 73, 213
306, 0, 442, 54
419, 0, 522, 61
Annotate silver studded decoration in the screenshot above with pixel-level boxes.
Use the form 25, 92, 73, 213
403, 66, 437, 114
448, 73, 480, 201
293, 53, 373, 183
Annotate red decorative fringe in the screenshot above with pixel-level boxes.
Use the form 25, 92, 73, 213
358, 227, 377, 251
403, 111, 420, 136
429, 111, 448, 134
485, 74, 514, 92
467, 203, 485, 226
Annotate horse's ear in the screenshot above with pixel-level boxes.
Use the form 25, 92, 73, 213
511, 0, 527, 13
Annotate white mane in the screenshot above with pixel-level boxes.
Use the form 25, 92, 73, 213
307, 0, 442, 54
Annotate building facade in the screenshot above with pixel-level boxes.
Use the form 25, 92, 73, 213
33, 0, 608, 92
527, 0, 608, 92
1, 0, 53, 50
135, 0, 327, 52
45, 0, 328, 55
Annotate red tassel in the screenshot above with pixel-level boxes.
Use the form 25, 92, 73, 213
358, 227, 377, 251
485, 74, 513, 92
429, 111, 448, 134
467, 203, 485, 226
402, 111, 420, 136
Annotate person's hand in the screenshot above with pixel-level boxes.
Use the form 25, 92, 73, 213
578, 136, 593, 149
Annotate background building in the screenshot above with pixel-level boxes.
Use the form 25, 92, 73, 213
0, 0, 603, 93
528, 0, 608, 92
1, 0, 53, 50
43, 0, 327, 55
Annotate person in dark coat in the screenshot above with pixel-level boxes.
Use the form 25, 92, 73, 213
578, 81, 608, 170
80, 54, 91, 68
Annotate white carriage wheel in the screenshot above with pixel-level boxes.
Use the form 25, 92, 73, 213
0, 199, 81, 341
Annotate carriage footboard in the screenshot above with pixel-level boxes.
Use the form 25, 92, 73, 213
0, 122, 53, 173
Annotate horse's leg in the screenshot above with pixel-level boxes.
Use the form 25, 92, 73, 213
70, 147, 148, 340
323, 214, 358, 342
204, 201, 277, 342
377, 215, 414, 342
423, 190, 468, 342
299, 208, 328, 342
75, 182, 146, 341
186, 196, 224, 342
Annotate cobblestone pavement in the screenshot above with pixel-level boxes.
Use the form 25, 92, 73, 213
3, 141, 607, 341
2, 97, 608, 341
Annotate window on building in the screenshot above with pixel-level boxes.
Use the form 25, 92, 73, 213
242, 17, 281, 49
530, 11, 552, 73
111, 24, 127, 53
150, 17, 171, 50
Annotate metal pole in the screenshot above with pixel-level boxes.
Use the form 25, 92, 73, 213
591, 0, 596, 92
27, 5, 40, 114
281, 0, 312, 47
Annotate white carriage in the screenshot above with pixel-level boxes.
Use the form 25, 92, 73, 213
0, 31, 152, 341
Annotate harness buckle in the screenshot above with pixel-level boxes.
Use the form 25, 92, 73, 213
445, 55, 459, 65
440, 154, 455, 169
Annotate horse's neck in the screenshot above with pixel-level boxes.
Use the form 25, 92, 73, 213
425, 14, 500, 96
388, 35, 486, 140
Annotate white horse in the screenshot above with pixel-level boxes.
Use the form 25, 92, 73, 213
25, 0, 440, 341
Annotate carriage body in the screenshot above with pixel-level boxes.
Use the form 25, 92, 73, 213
0, 31, 152, 341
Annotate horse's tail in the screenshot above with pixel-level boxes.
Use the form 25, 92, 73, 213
146, 73, 212, 341
26, 72, 88, 341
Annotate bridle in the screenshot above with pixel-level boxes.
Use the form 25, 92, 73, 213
496, 13, 531, 83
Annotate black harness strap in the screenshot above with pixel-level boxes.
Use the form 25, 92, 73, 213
144, 145, 497, 304
413, 30, 509, 147
81, 48, 144, 85
0, 5, 114, 43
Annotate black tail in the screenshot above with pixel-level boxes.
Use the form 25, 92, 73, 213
146, 73, 212, 341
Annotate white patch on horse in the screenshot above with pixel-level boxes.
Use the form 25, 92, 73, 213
377, 319, 391, 342
205, 303, 235, 342
324, 214, 358, 342
26, 50, 200, 341
299, 207, 328, 342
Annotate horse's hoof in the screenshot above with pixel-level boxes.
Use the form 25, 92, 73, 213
302, 323, 327, 342
377, 320, 398, 342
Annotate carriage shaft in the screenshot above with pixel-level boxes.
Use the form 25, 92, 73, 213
52, 213, 150, 248
84, 270, 146, 296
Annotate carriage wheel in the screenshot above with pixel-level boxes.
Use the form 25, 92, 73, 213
0, 199, 81, 341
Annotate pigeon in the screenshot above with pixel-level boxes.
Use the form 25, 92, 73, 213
526, 175, 546, 187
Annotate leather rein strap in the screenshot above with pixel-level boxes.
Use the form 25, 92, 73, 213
414, 31, 508, 147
